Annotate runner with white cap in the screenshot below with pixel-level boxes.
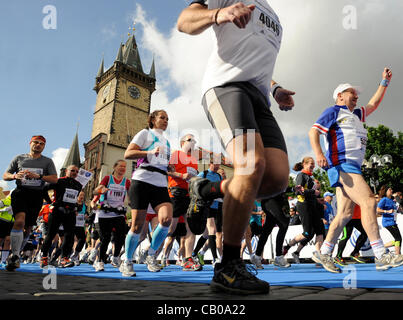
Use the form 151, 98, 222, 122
309, 68, 403, 272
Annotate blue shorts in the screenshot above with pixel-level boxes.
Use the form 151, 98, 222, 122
327, 162, 362, 188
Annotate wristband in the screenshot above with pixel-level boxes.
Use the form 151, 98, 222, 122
380, 79, 389, 87
214, 9, 221, 25
271, 83, 282, 98
38, 174, 44, 180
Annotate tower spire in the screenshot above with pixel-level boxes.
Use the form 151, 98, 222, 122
96, 54, 104, 79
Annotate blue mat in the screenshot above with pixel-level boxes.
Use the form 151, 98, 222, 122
3, 263, 403, 289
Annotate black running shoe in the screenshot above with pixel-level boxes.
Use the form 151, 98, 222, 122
5, 254, 20, 272
210, 258, 270, 295
186, 177, 211, 235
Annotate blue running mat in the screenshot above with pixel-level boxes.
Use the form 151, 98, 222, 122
3, 263, 403, 289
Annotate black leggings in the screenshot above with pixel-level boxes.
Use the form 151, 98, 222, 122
97, 216, 126, 263
73, 227, 86, 254
42, 207, 76, 258
337, 219, 368, 258
297, 201, 324, 245
256, 199, 290, 257
385, 225, 402, 245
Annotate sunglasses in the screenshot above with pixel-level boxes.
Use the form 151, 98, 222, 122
185, 138, 196, 143
69, 169, 78, 173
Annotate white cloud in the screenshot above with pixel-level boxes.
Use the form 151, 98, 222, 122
51, 148, 69, 175
0, 180, 11, 192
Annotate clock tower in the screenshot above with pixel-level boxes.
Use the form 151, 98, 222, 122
83, 35, 156, 197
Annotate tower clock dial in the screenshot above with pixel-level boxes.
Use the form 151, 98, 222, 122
128, 86, 141, 99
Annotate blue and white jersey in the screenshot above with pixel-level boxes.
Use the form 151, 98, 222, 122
312, 105, 367, 168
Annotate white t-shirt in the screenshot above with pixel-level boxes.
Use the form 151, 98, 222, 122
202, 0, 282, 99
130, 128, 171, 187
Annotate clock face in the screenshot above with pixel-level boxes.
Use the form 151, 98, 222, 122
128, 86, 141, 99
102, 84, 111, 98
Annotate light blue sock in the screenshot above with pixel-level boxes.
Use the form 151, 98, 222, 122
125, 231, 140, 262
150, 224, 169, 253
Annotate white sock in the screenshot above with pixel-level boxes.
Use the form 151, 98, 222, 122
320, 241, 335, 256
10, 230, 24, 257
370, 239, 386, 259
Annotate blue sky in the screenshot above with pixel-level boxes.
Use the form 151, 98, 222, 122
1, 0, 402, 191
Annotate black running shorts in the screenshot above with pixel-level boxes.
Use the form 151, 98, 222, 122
128, 180, 171, 211
11, 188, 44, 227
202, 81, 287, 152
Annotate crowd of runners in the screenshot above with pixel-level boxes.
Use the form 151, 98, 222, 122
1, 0, 402, 295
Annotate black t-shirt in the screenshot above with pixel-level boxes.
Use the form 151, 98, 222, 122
47, 177, 83, 209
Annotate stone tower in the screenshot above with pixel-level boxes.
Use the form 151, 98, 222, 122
83, 35, 156, 197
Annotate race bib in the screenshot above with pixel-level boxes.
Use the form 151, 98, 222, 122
252, 0, 282, 51
106, 184, 126, 207
21, 168, 43, 187
76, 214, 85, 227
63, 188, 79, 204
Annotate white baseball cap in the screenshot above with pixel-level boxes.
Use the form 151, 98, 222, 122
333, 83, 362, 101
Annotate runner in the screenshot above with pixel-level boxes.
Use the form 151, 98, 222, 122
71, 191, 88, 266
377, 185, 402, 256
0, 195, 14, 267
309, 68, 403, 272
178, 0, 295, 294
92, 160, 130, 272
3, 135, 58, 271
40, 165, 83, 268
282, 158, 324, 263
120, 110, 173, 277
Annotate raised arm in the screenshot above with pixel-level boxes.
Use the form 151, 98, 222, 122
365, 68, 392, 117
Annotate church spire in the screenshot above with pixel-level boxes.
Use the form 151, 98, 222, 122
96, 56, 104, 79
149, 56, 156, 79
61, 131, 81, 176
122, 35, 143, 73
115, 43, 124, 63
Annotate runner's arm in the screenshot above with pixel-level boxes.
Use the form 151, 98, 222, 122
309, 127, 328, 169
177, 2, 255, 35
365, 68, 392, 117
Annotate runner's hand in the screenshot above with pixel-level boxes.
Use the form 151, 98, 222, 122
383, 68, 392, 81
217, 2, 255, 28
315, 153, 328, 169
274, 88, 295, 111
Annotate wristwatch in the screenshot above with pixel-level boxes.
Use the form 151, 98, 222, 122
38, 174, 44, 180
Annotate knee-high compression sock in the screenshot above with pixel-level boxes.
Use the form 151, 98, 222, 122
222, 243, 241, 265
125, 231, 140, 262
199, 181, 224, 200
193, 236, 208, 256
148, 224, 169, 255
208, 235, 218, 260
10, 229, 24, 257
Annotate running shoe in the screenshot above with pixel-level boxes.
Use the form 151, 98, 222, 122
291, 252, 300, 264
137, 249, 148, 264
250, 254, 264, 270
111, 256, 120, 268
59, 257, 75, 268
145, 255, 161, 272
210, 258, 270, 295
94, 261, 105, 272
197, 253, 205, 266
391, 254, 403, 268
70, 253, 81, 266
5, 254, 20, 271
274, 255, 291, 268
120, 260, 136, 277
186, 177, 211, 234
375, 252, 397, 271
350, 255, 366, 264
40, 256, 49, 269
333, 256, 347, 266
182, 257, 203, 271
88, 249, 98, 265
311, 251, 341, 273
0, 262, 6, 268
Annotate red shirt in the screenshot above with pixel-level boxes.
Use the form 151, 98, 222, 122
168, 150, 198, 194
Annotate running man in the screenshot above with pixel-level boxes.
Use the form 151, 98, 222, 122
309, 68, 403, 272
177, 1, 295, 294
3, 135, 58, 271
